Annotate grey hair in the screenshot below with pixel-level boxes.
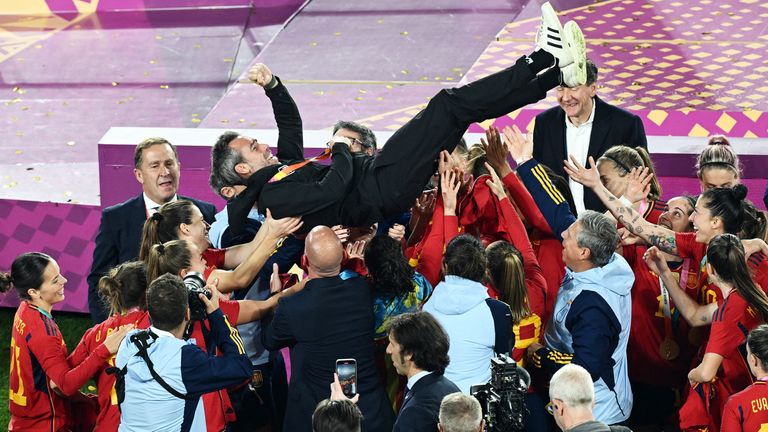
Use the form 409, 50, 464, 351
210, 131, 246, 198
438, 392, 483, 432
576, 210, 620, 267
333, 121, 377, 151
549, 364, 594, 410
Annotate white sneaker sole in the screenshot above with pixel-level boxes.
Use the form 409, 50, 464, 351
563, 20, 587, 86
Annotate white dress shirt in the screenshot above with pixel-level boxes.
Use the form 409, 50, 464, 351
564, 99, 596, 216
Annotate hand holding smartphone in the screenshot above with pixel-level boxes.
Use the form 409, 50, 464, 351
335, 358, 357, 398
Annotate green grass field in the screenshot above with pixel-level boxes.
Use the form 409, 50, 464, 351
1, 307, 93, 427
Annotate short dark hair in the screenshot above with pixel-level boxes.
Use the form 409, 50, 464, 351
388, 311, 450, 374
585, 59, 599, 85
364, 235, 415, 297
134, 137, 177, 169
333, 121, 377, 151
147, 274, 189, 331
312, 399, 362, 432
444, 234, 487, 282
210, 131, 245, 198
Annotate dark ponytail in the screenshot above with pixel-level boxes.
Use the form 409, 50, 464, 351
486, 240, 530, 324
701, 184, 748, 235
98, 261, 148, 315
364, 235, 415, 297
0, 252, 54, 300
138, 200, 196, 261
707, 233, 768, 322
146, 240, 193, 283
747, 324, 768, 372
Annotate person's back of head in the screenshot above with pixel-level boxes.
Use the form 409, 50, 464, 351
312, 399, 362, 432
305, 226, 344, 277
99, 261, 148, 315
443, 234, 487, 282
576, 210, 621, 267
438, 392, 484, 432
364, 235, 415, 297
549, 364, 595, 430
333, 120, 377, 153
147, 274, 188, 332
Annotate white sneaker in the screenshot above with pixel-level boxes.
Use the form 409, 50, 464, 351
560, 20, 587, 87
536, 2, 572, 67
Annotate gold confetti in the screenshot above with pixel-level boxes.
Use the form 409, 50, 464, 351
64, 191, 72, 197
191, 113, 199, 117
221, 119, 230, 123
309, 42, 318, 46
355, 97, 363, 101
194, 43, 202, 49
66, 141, 75, 146
12, 86, 20, 92
239, 119, 245, 123
149, 59, 157, 64
223, 58, 233, 62
144, 72, 150, 76
15, 132, 23, 136
191, 118, 201, 123
35, 44, 42, 49
314, 91, 325, 96
376, 97, 383, 101
160, 85, 169, 89
400, 31, 409, 36
32, 176, 41, 182
333, 32, 342, 36
15, 150, 22, 154
400, 70, 409, 75
385, 85, 393, 89
377, 19, 385, 24
21, 106, 28, 111
111, 82, 119, 86
155, 35, 163, 40
420, 76, 429, 81
358, 89, 367, 94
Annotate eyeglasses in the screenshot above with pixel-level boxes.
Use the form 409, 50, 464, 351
546, 401, 556, 415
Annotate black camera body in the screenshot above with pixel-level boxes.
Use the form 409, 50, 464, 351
183, 272, 210, 321
470, 354, 529, 432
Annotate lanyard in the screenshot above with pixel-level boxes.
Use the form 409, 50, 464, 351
268, 148, 332, 183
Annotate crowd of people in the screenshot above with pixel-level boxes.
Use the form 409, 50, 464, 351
3, 2, 768, 431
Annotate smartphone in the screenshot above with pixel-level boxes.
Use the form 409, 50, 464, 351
336, 358, 357, 397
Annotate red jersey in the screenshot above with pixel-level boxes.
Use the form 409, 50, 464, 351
706, 291, 762, 397
67, 310, 151, 432
721, 380, 768, 431
188, 299, 241, 431
642, 199, 666, 225
623, 245, 701, 387
9, 302, 110, 431
203, 247, 227, 280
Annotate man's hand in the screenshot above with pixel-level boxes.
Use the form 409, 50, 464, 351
248, 63, 274, 87
482, 126, 513, 177
330, 373, 360, 403
346, 240, 366, 260
563, 155, 601, 190
264, 209, 303, 239
331, 225, 350, 244
387, 224, 406, 242
269, 263, 282, 294
502, 125, 533, 165
200, 279, 221, 315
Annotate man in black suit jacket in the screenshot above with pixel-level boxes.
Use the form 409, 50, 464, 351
532, 60, 647, 214
87, 138, 216, 323
262, 226, 394, 432
387, 311, 461, 432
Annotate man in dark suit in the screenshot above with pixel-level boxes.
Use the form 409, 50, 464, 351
262, 226, 395, 432
87, 138, 216, 323
387, 311, 461, 432
532, 60, 647, 214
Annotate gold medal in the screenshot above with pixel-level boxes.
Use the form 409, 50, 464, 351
660, 338, 680, 361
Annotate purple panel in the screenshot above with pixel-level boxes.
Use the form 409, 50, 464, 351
0, 201, 101, 313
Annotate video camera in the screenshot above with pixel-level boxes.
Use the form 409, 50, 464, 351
470, 354, 530, 432
183, 271, 211, 321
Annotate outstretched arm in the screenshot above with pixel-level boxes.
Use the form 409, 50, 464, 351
250, 64, 304, 163
564, 156, 679, 255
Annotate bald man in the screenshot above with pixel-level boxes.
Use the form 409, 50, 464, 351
262, 227, 394, 432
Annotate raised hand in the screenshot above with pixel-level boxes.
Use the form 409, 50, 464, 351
563, 155, 601, 190
388, 224, 406, 242
484, 162, 508, 201
502, 125, 533, 165
248, 63, 274, 87
345, 240, 366, 260
441, 169, 461, 216
412, 190, 436, 218
624, 167, 653, 203
643, 247, 670, 276
264, 209, 303, 239
331, 225, 350, 244
330, 373, 360, 403
481, 126, 512, 177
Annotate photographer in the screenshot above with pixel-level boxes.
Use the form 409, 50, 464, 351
116, 274, 252, 431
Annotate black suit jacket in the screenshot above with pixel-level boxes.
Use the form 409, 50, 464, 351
87, 194, 216, 323
262, 275, 395, 432
532, 96, 647, 213
394, 373, 460, 432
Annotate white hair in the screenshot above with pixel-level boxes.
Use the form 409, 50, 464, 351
439, 392, 483, 432
549, 364, 595, 409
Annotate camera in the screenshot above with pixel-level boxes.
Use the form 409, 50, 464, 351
183, 272, 211, 321
470, 354, 530, 432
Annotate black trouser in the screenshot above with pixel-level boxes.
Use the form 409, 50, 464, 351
367, 55, 556, 218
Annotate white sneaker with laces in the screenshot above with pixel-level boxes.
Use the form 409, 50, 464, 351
536, 2, 572, 67
560, 20, 587, 87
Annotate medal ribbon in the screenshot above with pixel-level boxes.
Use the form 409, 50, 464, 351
268, 147, 332, 183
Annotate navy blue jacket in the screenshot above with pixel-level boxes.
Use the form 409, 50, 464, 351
395, 373, 460, 432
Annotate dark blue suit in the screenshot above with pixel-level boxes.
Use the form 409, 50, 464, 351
87, 194, 216, 323
262, 275, 395, 432
395, 373, 460, 432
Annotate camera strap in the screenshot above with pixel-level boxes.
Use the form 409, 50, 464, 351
129, 330, 196, 400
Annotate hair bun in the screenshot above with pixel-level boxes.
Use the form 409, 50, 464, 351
0, 272, 12, 294
732, 184, 748, 201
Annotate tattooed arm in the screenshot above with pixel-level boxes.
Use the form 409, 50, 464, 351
564, 156, 679, 255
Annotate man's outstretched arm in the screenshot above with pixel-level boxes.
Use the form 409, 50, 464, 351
250, 63, 304, 163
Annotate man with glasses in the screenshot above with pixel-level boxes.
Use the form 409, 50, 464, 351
212, 3, 589, 235
532, 59, 648, 215
547, 364, 631, 432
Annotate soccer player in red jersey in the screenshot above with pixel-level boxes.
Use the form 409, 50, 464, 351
67, 261, 150, 432
645, 234, 768, 431
1, 252, 131, 431
722, 324, 768, 431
